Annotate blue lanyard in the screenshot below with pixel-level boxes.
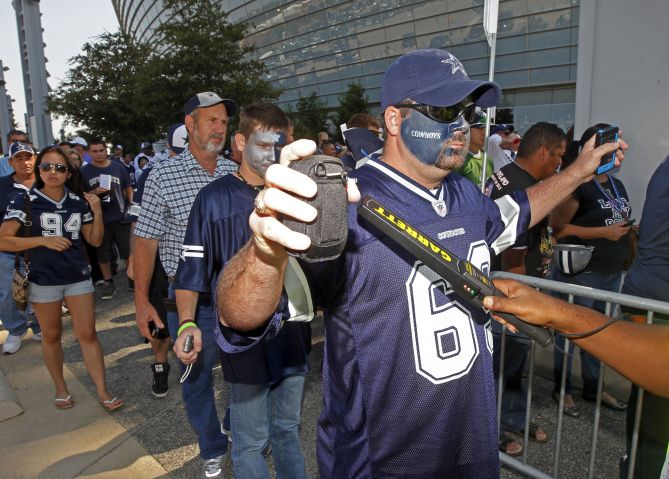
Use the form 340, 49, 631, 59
593, 175, 625, 215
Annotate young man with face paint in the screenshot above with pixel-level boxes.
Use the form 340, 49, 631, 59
214, 49, 626, 478
173, 103, 310, 479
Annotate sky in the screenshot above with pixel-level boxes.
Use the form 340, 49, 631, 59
0, 0, 119, 138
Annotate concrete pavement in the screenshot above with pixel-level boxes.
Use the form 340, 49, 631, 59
0, 326, 167, 479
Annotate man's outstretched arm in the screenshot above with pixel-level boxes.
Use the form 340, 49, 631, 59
485, 278, 669, 398
216, 140, 360, 331
525, 136, 627, 228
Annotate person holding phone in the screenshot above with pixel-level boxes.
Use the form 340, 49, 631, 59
0, 146, 122, 411
80, 140, 133, 300
550, 123, 633, 415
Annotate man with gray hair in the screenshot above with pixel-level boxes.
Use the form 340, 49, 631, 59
133, 92, 236, 478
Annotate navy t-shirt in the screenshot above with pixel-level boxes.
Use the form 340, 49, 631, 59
623, 156, 669, 301
219, 157, 531, 478
122, 162, 136, 186
0, 174, 30, 222
561, 175, 631, 273
4, 189, 93, 285
487, 162, 552, 278
80, 161, 132, 224
127, 166, 152, 223
174, 174, 311, 385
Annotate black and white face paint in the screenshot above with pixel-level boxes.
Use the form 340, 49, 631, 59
244, 129, 287, 178
399, 109, 470, 170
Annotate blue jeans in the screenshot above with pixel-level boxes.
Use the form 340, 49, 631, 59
230, 374, 308, 479
493, 321, 532, 432
553, 269, 622, 396
166, 284, 227, 460
0, 253, 40, 336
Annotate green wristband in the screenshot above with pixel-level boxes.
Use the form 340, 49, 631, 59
177, 321, 197, 336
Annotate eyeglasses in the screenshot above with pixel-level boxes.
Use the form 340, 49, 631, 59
39, 163, 68, 173
394, 101, 477, 124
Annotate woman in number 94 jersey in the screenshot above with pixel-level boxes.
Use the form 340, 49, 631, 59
0, 146, 123, 412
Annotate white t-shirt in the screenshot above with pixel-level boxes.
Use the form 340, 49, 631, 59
489, 134, 512, 172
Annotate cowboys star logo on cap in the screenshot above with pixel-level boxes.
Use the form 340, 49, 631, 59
9, 142, 35, 159
441, 53, 467, 76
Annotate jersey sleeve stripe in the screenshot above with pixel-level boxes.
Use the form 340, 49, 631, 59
4, 209, 25, 223
490, 195, 521, 255
182, 245, 204, 251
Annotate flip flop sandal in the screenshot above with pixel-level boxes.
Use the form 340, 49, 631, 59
552, 391, 579, 417
583, 393, 628, 411
603, 399, 627, 411
499, 432, 523, 457
101, 397, 124, 412
54, 394, 74, 410
511, 423, 549, 443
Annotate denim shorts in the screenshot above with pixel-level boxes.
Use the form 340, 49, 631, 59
28, 279, 95, 303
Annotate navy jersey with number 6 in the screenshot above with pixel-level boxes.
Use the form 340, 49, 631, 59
220, 157, 531, 478
4, 189, 93, 286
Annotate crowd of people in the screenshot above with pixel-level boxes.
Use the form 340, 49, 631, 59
0, 48, 667, 479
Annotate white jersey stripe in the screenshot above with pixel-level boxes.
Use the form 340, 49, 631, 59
183, 252, 204, 258
490, 195, 521, 255
182, 245, 204, 251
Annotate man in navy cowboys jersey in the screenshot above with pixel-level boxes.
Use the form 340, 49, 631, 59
173, 103, 309, 478
0, 142, 41, 354
214, 49, 626, 478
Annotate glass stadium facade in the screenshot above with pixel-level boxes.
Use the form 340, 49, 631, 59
114, 0, 580, 133
112, 0, 171, 45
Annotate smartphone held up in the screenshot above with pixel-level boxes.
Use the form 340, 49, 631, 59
594, 125, 619, 174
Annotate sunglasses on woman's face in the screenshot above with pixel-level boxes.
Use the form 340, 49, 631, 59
39, 163, 68, 173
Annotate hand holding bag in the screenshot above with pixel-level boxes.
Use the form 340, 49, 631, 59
11, 191, 31, 311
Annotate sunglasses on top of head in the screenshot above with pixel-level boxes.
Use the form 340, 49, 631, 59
39, 163, 69, 173
394, 99, 477, 124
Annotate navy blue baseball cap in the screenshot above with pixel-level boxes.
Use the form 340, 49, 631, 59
9, 142, 34, 159
470, 109, 494, 128
492, 124, 514, 134
184, 91, 238, 117
380, 49, 502, 110
167, 123, 188, 155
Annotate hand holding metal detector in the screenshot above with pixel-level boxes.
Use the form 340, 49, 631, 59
358, 196, 552, 346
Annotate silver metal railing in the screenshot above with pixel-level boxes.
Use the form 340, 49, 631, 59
491, 271, 669, 479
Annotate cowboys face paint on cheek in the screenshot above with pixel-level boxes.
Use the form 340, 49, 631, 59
399, 109, 470, 170
245, 129, 287, 177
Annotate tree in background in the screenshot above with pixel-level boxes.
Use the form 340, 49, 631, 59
335, 83, 369, 130
47, 31, 153, 150
143, 0, 280, 131
48, 0, 279, 148
292, 92, 328, 141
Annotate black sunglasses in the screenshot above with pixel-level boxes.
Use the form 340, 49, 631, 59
39, 163, 69, 173
394, 101, 477, 124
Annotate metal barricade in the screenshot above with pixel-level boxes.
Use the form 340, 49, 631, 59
491, 271, 669, 479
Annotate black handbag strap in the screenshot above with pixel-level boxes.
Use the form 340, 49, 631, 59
14, 190, 32, 274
